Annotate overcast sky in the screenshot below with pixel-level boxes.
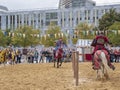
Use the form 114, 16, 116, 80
0, 0, 120, 10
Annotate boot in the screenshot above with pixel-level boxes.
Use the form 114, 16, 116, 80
106, 50, 115, 71
91, 54, 94, 66
108, 62, 115, 70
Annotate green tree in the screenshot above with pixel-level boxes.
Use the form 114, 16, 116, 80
109, 22, 120, 35
108, 33, 120, 46
107, 22, 120, 46
75, 22, 93, 39
99, 9, 120, 31
0, 30, 7, 46
12, 26, 40, 47
41, 22, 67, 47
3, 29, 12, 46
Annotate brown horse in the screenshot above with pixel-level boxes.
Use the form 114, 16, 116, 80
54, 48, 63, 68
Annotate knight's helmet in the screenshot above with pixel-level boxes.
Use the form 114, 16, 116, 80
98, 30, 105, 36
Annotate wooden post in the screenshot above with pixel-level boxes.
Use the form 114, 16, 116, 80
75, 51, 79, 86
72, 52, 75, 78
72, 51, 79, 86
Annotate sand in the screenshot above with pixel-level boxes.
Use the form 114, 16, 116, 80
0, 62, 120, 90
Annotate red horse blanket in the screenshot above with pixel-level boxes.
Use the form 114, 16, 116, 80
55, 48, 63, 59
93, 50, 115, 70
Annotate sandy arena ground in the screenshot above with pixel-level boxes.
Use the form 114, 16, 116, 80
0, 62, 120, 90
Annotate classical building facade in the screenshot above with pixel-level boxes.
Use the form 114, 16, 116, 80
0, 0, 120, 34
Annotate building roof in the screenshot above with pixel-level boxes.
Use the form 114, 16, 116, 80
0, 5, 8, 11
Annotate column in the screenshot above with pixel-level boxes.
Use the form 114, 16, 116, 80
35, 13, 38, 29
28, 14, 31, 26
15, 15, 17, 29
73, 10, 77, 27
21, 14, 24, 26
1, 15, 6, 30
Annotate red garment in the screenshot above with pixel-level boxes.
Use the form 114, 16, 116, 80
55, 48, 63, 58
93, 50, 115, 70
94, 50, 109, 69
91, 35, 115, 70
92, 35, 109, 54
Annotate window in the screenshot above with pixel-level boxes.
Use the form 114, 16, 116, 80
46, 12, 58, 20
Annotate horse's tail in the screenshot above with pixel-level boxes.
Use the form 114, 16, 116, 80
100, 52, 110, 71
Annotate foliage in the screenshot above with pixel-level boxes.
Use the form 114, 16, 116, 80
109, 22, 120, 34
107, 20, 120, 46
75, 22, 93, 40
0, 30, 7, 46
98, 9, 120, 46
12, 26, 40, 47
41, 22, 67, 47
99, 9, 120, 31
107, 30, 120, 46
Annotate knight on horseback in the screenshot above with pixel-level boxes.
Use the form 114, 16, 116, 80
91, 31, 115, 70
53, 38, 67, 68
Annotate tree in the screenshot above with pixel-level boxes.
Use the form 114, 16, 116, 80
75, 22, 93, 39
0, 30, 7, 46
41, 22, 67, 47
107, 22, 120, 46
109, 21, 120, 35
3, 29, 12, 46
12, 26, 40, 47
108, 33, 120, 46
99, 9, 120, 31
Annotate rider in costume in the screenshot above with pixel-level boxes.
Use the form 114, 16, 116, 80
91, 31, 115, 70
54, 38, 67, 58
55, 38, 66, 51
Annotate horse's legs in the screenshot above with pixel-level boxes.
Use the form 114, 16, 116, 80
3, 61, 6, 66
104, 72, 109, 80
54, 58, 56, 67
57, 58, 59, 68
104, 67, 110, 80
96, 70, 101, 80
96, 65, 105, 81
59, 58, 62, 66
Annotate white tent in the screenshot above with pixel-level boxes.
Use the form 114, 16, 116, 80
76, 39, 93, 62
76, 39, 92, 47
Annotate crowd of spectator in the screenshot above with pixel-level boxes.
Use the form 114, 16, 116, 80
0, 47, 72, 64
26, 48, 72, 63
110, 48, 120, 62
0, 46, 120, 65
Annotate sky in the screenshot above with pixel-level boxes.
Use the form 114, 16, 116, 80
0, 0, 120, 10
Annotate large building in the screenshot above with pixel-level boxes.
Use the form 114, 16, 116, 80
0, 0, 120, 35
59, 0, 96, 9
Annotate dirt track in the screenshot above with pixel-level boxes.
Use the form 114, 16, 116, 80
0, 62, 120, 90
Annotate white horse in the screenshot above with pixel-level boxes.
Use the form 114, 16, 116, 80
94, 50, 111, 81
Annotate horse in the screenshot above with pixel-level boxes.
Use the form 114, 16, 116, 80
93, 50, 111, 81
54, 48, 63, 68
